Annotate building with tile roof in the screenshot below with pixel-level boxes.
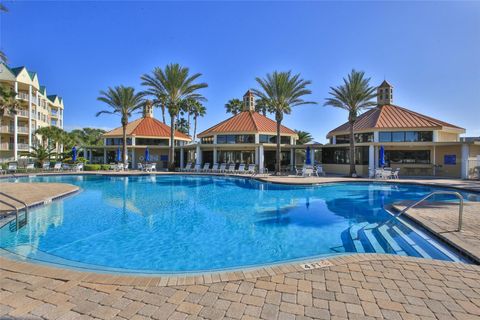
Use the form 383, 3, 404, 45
319, 82, 479, 179
0, 63, 64, 161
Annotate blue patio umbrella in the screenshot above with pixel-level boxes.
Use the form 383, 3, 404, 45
71, 146, 77, 162
305, 146, 311, 165
144, 147, 150, 162
116, 147, 121, 162
379, 145, 385, 167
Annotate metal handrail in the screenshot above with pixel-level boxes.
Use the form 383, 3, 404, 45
395, 191, 464, 231
0, 192, 29, 229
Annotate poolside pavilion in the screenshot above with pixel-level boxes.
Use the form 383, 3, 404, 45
84, 104, 191, 169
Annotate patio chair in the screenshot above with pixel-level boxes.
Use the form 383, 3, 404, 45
53, 162, 62, 172
303, 167, 314, 177
236, 163, 245, 174
391, 168, 400, 179
145, 163, 156, 172
137, 163, 144, 171
42, 161, 51, 171
26, 163, 35, 172
295, 166, 303, 176
7, 162, 17, 174
226, 163, 236, 174
181, 162, 192, 172
192, 163, 201, 172
62, 163, 71, 171
246, 164, 256, 175
209, 163, 219, 173
73, 163, 84, 172
314, 165, 326, 177
218, 163, 227, 173
113, 163, 123, 171
201, 163, 210, 172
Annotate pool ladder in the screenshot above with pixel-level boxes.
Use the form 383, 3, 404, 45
395, 191, 464, 231
0, 192, 29, 230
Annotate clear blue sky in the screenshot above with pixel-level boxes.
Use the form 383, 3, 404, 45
2, 1, 479, 142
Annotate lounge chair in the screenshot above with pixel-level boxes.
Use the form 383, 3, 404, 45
181, 162, 192, 172
236, 163, 245, 174
201, 163, 210, 172
226, 163, 236, 174
209, 163, 219, 173
192, 163, 201, 172
7, 162, 17, 174
26, 163, 35, 172
53, 162, 62, 171
314, 165, 326, 177
295, 166, 303, 176
246, 164, 256, 175
42, 161, 51, 171
73, 163, 84, 172
218, 163, 227, 173
113, 163, 124, 171
145, 163, 156, 172
137, 163, 144, 171
62, 163, 72, 171
391, 168, 400, 179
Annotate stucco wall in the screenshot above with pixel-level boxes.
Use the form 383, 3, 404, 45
434, 145, 462, 178
322, 164, 369, 177
437, 131, 459, 142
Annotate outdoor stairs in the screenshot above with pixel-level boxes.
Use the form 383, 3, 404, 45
342, 219, 461, 262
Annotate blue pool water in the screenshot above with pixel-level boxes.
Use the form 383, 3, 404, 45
1, 175, 478, 273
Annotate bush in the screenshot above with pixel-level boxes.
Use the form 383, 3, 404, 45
84, 164, 101, 171
100, 164, 111, 170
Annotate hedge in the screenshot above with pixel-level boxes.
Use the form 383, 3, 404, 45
84, 164, 102, 171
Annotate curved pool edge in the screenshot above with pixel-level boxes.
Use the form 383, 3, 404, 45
1, 252, 478, 287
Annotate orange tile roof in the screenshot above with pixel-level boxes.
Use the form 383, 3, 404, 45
327, 104, 464, 137
103, 116, 191, 140
197, 111, 297, 137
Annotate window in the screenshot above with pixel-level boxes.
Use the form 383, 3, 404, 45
259, 135, 291, 144
216, 135, 255, 144
322, 146, 369, 165
105, 138, 132, 145
385, 150, 430, 164
392, 132, 404, 142
201, 136, 214, 144
379, 131, 433, 142
136, 138, 168, 146
379, 132, 392, 142
335, 133, 373, 144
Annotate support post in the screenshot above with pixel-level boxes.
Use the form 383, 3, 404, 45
368, 145, 375, 178
461, 144, 469, 179
258, 145, 264, 173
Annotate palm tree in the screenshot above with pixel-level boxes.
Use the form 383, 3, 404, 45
191, 101, 206, 142
255, 98, 269, 116
295, 130, 313, 145
175, 118, 189, 135
224, 98, 243, 115
141, 75, 168, 124
96, 86, 144, 168
0, 4, 7, 63
0, 84, 26, 115
26, 145, 56, 166
253, 71, 315, 175
35, 126, 65, 149
324, 69, 377, 177
141, 63, 207, 170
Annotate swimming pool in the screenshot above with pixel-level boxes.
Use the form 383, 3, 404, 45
1, 175, 478, 273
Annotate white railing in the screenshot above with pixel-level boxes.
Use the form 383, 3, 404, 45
17, 143, 30, 150
18, 126, 29, 133
17, 110, 29, 117
17, 92, 29, 100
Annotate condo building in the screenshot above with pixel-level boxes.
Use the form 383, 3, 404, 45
0, 63, 64, 161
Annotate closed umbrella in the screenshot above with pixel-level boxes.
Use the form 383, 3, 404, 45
379, 146, 385, 167
144, 147, 150, 162
305, 146, 311, 165
72, 146, 77, 162
116, 147, 121, 162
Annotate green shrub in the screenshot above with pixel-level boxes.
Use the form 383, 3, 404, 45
84, 164, 101, 171
100, 164, 111, 170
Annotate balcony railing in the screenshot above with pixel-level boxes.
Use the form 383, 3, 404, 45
18, 143, 29, 150
0, 126, 13, 133
0, 143, 12, 150
17, 110, 29, 117
17, 92, 29, 100
18, 127, 29, 133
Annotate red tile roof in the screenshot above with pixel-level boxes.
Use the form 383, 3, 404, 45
103, 116, 191, 140
327, 104, 464, 137
197, 111, 297, 137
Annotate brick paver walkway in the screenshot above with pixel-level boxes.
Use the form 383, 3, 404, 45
1, 255, 479, 320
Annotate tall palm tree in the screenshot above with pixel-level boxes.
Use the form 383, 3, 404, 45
253, 71, 315, 175
224, 98, 243, 115
96, 86, 144, 168
175, 118, 189, 135
35, 126, 65, 151
255, 98, 269, 116
324, 69, 377, 177
141, 75, 168, 124
141, 63, 207, 170
191, 101, 206, 142
295, 130, 314, 145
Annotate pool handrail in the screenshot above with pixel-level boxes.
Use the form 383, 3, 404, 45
395, 191, 464, 231
0, 191, 29, 230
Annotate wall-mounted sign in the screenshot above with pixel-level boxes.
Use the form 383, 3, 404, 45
160, 155, 168, 161
444, 155, 456, 165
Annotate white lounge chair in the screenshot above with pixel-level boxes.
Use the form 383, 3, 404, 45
192, 163, 201, 172
391, 168, 400, 179
53, 162, 62, 171
42, 161, 51, 171
218, 163, 227, 173
314, 165, 325, 177
295, 166, 303, 176
26, 163, 35, 172
201, 163, 210, 172
181, 162, 192, 172
114, 163, 124, 171
73, 163, 84, 172
137, 163, 144, 171
236, 163, 245, 174
145, 163, 156, 172
209, 163, 219, 173
7, 162, 17, 174
246, 164, 256, 175
226, 163, 236, 174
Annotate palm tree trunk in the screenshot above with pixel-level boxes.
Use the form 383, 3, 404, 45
169, 114, 176, 170
187, 113, 191, 137
122, 123, 128, 169
275, 113, 282, 175
349, 121, 356, 177
162, 105, 166, 124
193, 116, 197, 142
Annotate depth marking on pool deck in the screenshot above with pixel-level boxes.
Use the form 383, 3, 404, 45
299, 260, 333, 270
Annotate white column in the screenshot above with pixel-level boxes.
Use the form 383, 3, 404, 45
258, 145, 264, 173
368, 145, 375, 178
254, 134, 259, 144
28, 85, 32, 150
213, 147, 217, 164
13, 115, 18, 160
373, 132, 379, 143
180, 146, 184, 168
332, 136, 336, 144
461, 144, 469, 179
433, 131, 439, 142
195, 144, 202, 165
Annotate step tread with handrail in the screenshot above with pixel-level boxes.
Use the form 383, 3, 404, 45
0, 191, 29, 230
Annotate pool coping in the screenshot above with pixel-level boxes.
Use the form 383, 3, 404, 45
0, 173, 479, 283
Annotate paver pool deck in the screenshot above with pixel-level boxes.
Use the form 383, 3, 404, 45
0, 174, 479, 319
